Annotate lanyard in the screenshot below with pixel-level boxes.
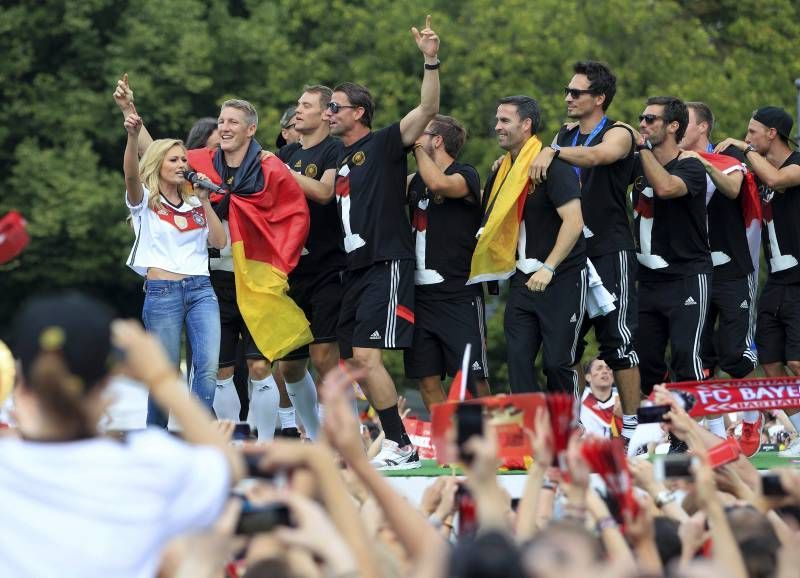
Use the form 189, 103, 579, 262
570, 115, 607, 180
706, 142, 714, 153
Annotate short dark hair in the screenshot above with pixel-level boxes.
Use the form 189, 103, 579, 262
573, 61, 616, 111
686, 101, 715, 138
185, 118, 218, 150
646, 96, 689, 143
333, 82, 374, 128
429, 114, 467, 158
303, 84, 333, 110
497, 95, 541, 135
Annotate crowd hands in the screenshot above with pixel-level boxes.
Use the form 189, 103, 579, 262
148, 351, 800, 578
90, 322, 800, 578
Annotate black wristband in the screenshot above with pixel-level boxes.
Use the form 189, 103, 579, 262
424, 60, 441, 70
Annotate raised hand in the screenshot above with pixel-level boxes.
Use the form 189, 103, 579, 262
411, 15, 439, 60
113, 73, 135, 113
714, 137, 747, 155
124, 112, 142, 136
110, 319, 177, 389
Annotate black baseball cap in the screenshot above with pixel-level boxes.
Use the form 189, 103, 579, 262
12, 292, 115, 392
752, 106, 794, 141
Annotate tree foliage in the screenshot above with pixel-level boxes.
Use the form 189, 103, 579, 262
1, 0, 798, 385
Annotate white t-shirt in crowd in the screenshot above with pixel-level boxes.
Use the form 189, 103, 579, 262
126, 188, 211, 277
0, 429, 230, 578
580, 387, 621, 438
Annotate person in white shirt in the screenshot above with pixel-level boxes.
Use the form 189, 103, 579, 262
579, 358, 622, 438
0, 292, 245, 578
123, 111, 227, 426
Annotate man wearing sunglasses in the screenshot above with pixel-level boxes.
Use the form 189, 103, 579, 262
528, 61, 641, 444
274, 85, 345, 440
325, 16, 441, 470
714, 107, 800, 456
678, 103, 759, 452
404, 114, 490, 409
631, 97, 710, 396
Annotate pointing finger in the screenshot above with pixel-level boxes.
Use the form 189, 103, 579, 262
425, 14, 431, 29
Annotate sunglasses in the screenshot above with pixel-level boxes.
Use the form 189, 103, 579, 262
564, 87, 594, 99
327, 102, 357, 114
639, 114, 664, 124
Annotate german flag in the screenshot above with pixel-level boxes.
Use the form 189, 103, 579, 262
188, 145, 312, 361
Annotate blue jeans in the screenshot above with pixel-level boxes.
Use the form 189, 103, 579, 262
142, 276, 221, 427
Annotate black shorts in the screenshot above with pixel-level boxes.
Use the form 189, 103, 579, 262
576, 251, 639, 370
403, 293, 489, 380
504, 267, 587, 394
212, 271, 265, 366
281, 270, 343, 361
756, 280, 800, 364
701, 272, 758, 378
637, 273, 709, 393
337, 259, 415, 359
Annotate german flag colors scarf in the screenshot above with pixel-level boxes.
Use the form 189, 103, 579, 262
468, 135, 541, 284
188, 143, 312, 360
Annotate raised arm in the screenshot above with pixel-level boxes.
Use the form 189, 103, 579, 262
123, 113, 145, 206
682, 149, 744, 199
716, 138, 800, 191
113, 73, 154, 155
530, 126, 633, 185
289, 168, 336, 204
399, 15, 440, 147
111, 320, 245, 484
412, 145, 470, 198
639, 149, 689, 199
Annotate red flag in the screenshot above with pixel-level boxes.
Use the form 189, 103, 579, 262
0, 211, 29, 265
581, 438, 639, 526
188, 149, 312, 360
699, 152, 761, 274
446, 370, 474, 402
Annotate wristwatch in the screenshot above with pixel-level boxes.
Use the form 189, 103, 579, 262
743, 144, 756, 156
637, 138, 653, 152
549, 144, 561, 159
655, 490, 676, 508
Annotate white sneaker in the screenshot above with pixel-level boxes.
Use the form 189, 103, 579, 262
778, 436, 800, 457
369, 439, 421, 471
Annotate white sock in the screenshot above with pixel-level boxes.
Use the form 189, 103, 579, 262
279, 406, 297, 429
317, 403, 325, 423
285, 370, 320, 440
212, 377, 241, 421
705, 417, 726, 438
250, 375, 279, 441
790, 413, 800, 432
622, 414, 638, 440
743, 411, 760, 424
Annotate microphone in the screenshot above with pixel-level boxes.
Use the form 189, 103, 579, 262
181, 170, 227, 194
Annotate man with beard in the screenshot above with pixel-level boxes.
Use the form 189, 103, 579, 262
631, 97, 710, 397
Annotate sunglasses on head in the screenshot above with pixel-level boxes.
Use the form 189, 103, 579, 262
564, 87, 594, 99
639, 114, 664, 124
327, 102, 357, 114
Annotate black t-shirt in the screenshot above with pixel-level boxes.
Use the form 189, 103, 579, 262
556, 119, 636, 257
334, 123, 414, 270
759, 151, 800, 284
706, 147, 753, 280
407, 161, 482, 298
278, 137, 345, 277
485, 158, 585, 276
632, 154, 711, 281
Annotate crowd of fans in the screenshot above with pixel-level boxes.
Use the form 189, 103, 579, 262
3, 12, 800, 578
2, 292, 800, 578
